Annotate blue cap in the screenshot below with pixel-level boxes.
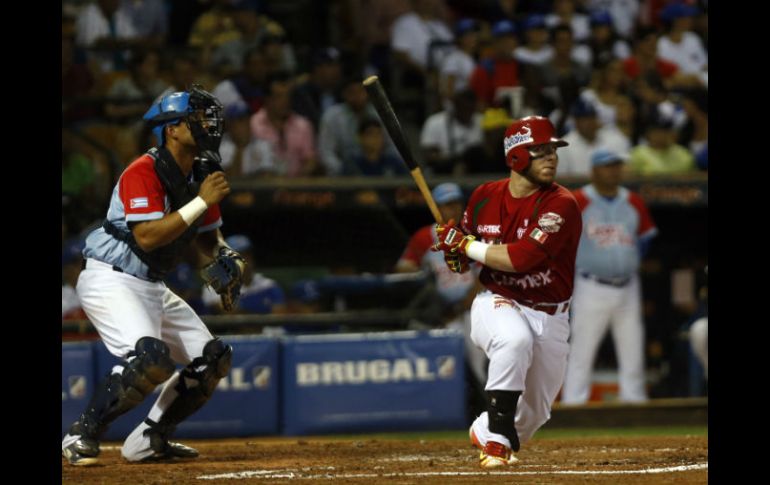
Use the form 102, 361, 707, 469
660, 2, 699, 22
491, 20, 517, 37
591, 148, 626, 167
523, 14, 546, 31
62, 238, 85, 266
224, 102, 250, 120
590, 10, 613, 26
455, 18, 478, 37
432, 183, 463, 204
570, 99, 597, 118
225, 234, 253, 253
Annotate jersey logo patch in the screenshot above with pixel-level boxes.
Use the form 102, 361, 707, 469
130, 197, 149, 209
530, 227, 548, 243
538, 212, 564, 233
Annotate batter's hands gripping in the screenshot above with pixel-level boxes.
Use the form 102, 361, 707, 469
444, 251, 471, 274
431, 219, 477, 256
201, 246, 246, 312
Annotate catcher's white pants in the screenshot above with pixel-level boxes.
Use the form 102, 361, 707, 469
561, 274, 647, 404
70, 259, 213, 458
469, 290, 571, 448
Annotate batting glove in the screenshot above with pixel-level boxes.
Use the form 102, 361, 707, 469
431, 219, 477, 255
444, 251, 471, 274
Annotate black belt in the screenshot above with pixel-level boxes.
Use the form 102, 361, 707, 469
81, 258, 160, 283
580, 272, 631, 288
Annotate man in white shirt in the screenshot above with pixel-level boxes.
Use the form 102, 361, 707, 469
657, 3, 707, 86
420, 89, 483, 174
557, 99, 630, 177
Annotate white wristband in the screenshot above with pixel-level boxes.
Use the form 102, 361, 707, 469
178, 196, 208, 226
465, 240, 490, 264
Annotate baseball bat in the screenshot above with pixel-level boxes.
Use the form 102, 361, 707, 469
362, 75, 444, 224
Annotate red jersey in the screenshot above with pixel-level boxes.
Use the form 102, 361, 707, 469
460, 179, 582, 304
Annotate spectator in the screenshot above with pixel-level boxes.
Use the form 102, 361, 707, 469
318, 76, 400, 176
291, 47, 343, 133
156, 52, 204, 100
75, 0, 141, 73
390, 0, 453, 75
420, 89, 484, 175
394, 183, 487, 387
218, 103, 273, 178
628, 116, 696, 175
545, 0, 591, 42
120, 0, 167, 46
347, 118, 408, 176
623, 26, 678, 84
62, 18, 98, 124
557, 99, 630, 177
187, 0, 241, 67
212, 47, 267, 114
469, 20, 520, 109
514, 15, 554, 66
562, 148, 658, 404
579, 58, 633, 128
250, 71, 318, 177
438, 18, 481, 107
203, 235, 287, 314
538, 25, 592, 113
585, 10, 632, 69
476, 108, 513, 174
584, 0, 640, 40
259, 32, 298, 76
657, 2, 708, 87
104, 48, 169, 122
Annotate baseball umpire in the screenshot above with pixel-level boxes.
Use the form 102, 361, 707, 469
432, 116, 581, 467
62, 86, 246, 465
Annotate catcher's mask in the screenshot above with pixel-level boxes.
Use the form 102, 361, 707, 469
143, 85, 224, 152
503, 116, 568, 173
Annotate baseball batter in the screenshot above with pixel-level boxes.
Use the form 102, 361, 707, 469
561, 149, 658, 404
62, 86, 246, 466
432, 116, 581, 468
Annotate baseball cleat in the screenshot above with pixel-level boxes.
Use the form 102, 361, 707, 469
62, 442, 99, 467
479, 441, 519, 468
140, 440, 199, 462
469, 426, 483, 450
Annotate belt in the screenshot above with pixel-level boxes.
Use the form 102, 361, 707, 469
580, 272, 631, 288
81, 258, 160, 283
518, 300, 571, 316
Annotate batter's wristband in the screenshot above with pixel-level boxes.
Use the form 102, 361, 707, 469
178, 196, 208, 226
465, 240, 489, 264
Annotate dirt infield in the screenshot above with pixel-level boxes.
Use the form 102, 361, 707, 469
62, 434, 707, 484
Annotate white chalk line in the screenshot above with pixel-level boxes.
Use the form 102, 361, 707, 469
197, 463, 707, 480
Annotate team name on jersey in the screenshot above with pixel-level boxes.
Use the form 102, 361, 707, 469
491, 269, 553, 289
295, 357, 456, 386
586, 221, 633, 248
477, 224, 501, 236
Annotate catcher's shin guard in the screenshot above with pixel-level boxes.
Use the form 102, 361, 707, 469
152, 338, 233, 436
487, 390, 522, 452
69, 337, 176, 441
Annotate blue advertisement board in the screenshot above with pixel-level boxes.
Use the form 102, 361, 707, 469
62, 342, 95, 437
90, 335, 279, 441
282, 330, 465, 435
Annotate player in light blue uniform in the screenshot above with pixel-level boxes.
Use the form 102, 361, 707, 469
562, 149, 658, 404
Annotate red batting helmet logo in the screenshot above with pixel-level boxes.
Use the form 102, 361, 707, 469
504, 116, 568, 173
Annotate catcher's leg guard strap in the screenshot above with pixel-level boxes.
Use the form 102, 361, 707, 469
154, 338, 233, 434
487, 390, 522, 452
72, 337, 175, 439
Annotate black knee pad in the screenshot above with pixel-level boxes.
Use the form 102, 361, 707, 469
154, 338, 232, 432
122, 337, 176, 400
487, 390, 522, 452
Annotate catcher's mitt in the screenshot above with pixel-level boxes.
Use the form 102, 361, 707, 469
201, 247, 246, 312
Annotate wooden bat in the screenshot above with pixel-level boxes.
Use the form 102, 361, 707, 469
362, 75, 444, 224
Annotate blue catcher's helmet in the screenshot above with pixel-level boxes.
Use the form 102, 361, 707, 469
143, 91, 192, 145
143, 85, 224, 150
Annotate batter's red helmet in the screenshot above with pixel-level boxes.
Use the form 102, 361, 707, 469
504, 116, 568, 173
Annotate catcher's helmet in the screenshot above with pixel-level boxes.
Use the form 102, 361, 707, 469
143, 85, 224, 151
503, 116, 568, 173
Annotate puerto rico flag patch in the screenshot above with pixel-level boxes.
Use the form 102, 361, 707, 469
530, 227, 548, 244
130, 197, 149, 209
